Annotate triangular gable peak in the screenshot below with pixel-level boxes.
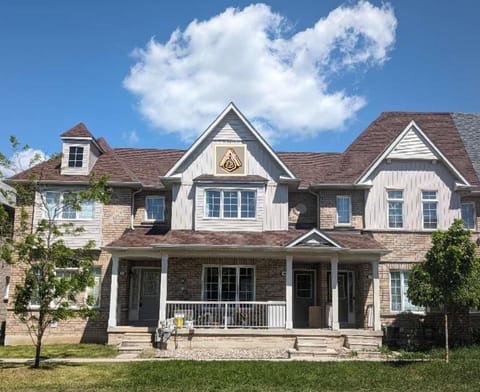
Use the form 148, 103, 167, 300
164, 103, 297, 182
287, 229, 343, 249
357, 120, 471, 187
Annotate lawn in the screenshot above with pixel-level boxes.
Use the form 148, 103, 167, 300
1, 346, 480, 392
0, 343, 117, 358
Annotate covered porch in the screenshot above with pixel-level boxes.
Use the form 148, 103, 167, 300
105, 229, 387, 336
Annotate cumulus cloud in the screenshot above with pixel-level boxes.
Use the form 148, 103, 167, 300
0, 148, 48, 178
122, 130, 139, 145
124, 1, 397, 142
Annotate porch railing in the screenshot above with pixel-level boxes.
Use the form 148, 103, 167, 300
165, 301, 286, 329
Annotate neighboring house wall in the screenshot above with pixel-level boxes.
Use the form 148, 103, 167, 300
364, 160, 461, 230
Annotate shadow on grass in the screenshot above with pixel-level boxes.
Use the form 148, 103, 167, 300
0, 360, 82, 370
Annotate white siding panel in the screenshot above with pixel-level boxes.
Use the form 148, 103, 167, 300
209, 112, 253, 142
365, 160, 461, 230
61, 140, 91, 176
171, 184, 194, 230
32, 189, 104, 249
264, 184, 289, 230
388, 128, 437, 160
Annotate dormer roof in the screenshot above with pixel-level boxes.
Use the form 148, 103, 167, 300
61, 123, 95, 139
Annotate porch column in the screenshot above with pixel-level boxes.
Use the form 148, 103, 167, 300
285, 255, 293, 329
330, 254, 340, 330
372, 261, 381, 331
158, 254, 169, 326
108, 255, 119, 328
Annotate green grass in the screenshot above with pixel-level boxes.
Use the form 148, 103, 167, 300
0, 343, 117, 359
1, 346, 480, 391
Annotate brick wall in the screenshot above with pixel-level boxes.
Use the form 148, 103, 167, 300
318, 190, 364, 229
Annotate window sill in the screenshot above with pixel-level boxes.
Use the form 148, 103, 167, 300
334, 224, 354, 229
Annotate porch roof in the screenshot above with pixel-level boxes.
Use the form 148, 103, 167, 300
105, 227, 386, 253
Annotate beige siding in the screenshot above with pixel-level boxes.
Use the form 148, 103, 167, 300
364, 160, 461, 230
264, 184, 288, 230
32, 187, 104, 248
195, 184, 264, 231
171, 184, 194, 230
387, 128, 436, 160
60, 140, 91, 176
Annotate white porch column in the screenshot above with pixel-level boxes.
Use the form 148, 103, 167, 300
331, 254, 340, 330
285, 255, 293, 329
158, 254, 169, 326
372, 260, 382, 331
108, 255, 119, 328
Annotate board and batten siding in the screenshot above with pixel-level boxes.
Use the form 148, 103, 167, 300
195, 184, 265, 231
171, 109, 289, 231
32, 188, 103, 248
364, 160, 461, 230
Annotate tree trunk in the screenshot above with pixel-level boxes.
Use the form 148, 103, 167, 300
444, 311, 449, 364
34, 312, 45, 368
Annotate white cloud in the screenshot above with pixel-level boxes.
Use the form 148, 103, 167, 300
124, 1, 397, 142
122, 130, 139, 145
0, 148, 48, 178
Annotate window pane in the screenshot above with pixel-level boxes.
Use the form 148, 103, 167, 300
223, 191, 238, 218
402, 272, 424, 312
240, 191, 256, 218
336, 196, 351, 224
203, 267, 219, 301
45, 192, 60, 218
239, 268, 254, 301
61, 204, 77, 220
79, 199, 95, 219
68, 146, 84, 168
86, 267, 101, 307
387, 190, 403, 200
387, 191, 403, 228
221, 267, 237, 301
461, 203, 475, 229
205, 191, 220, 218
422, 191, 437, 200
146, 197, 164, 221
390, 271, 402, 311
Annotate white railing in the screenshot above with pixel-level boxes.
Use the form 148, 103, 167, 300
165, 301, 286, 329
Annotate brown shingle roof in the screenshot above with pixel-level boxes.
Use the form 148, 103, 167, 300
322, 112, 480, 186
107, 228, 384, 250
61, 123, 94, 138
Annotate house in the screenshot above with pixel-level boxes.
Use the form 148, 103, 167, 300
0, 181, 15, 344
3, 104, 480, 352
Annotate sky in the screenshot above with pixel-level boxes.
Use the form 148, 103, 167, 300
0, 0, 479, 169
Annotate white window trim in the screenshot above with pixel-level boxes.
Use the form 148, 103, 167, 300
386, 189, 404, 229
389, 270, 425, 314
67, 145, 85, 168
201, 265, 256, 302
204, 189, 257, 220
144, 195, 166, 222
336, 195, 352, 226
43, 191, 95, 221
461, 201, 476, 230
421, 190, 438, 230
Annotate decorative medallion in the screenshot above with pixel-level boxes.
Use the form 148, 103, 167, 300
219, 148, 242, 173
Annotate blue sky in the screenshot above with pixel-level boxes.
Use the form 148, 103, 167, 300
0, 0, 479, 163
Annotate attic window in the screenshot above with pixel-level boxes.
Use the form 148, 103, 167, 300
68, 146, 84, 168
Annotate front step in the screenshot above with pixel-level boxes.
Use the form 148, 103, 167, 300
295, 337, 328, 352
118, 332, 154, 356
288, 348, 338, 360
345, 335, 380, 351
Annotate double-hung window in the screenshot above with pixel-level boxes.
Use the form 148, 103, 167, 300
145, 196, 165, 222
461, 202, 475, 230
390, 270, 424, 312
387, 190, 403, 228
44, 191, 95, 220
205, 190, 256, 219
202, 266, 255, 301
422, 191, 438, 229
336, 196, 351, 225
68, 146, 84, 168
85, 266, 102, 308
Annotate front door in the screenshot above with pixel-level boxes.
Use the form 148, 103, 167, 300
293, 270, 316, 328
138, 269, 161, 321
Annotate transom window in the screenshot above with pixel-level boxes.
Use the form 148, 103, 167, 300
390, 270, 424, 312
45, 191, 95, 220
422, 191, 438, 229
461, 202, 475, 230
202, 266, 255, 301
205, 190, 256, 219
145, 196, 165, 222
68, 146, 84, 168
387, 190, 403, 228
336, 196, 351, 225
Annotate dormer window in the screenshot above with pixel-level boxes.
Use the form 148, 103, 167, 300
68, 146, 84, 168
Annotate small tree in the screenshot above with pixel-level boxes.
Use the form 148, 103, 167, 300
0, 137, 110, 368
408, 219, 480, 363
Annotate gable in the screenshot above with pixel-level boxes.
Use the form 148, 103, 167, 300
287, 229, 342, 248
387, 127, 436, 160
164, 103, 297, 183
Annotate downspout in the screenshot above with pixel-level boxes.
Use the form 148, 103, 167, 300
131, 188, 143, 230
308, 188, 320, 228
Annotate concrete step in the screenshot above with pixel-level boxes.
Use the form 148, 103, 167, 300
118, 346, 145, 353
120, 341, 153, 348
295, 337, 329, 352
345, 335, 380, 351
288, 348, 338, 359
